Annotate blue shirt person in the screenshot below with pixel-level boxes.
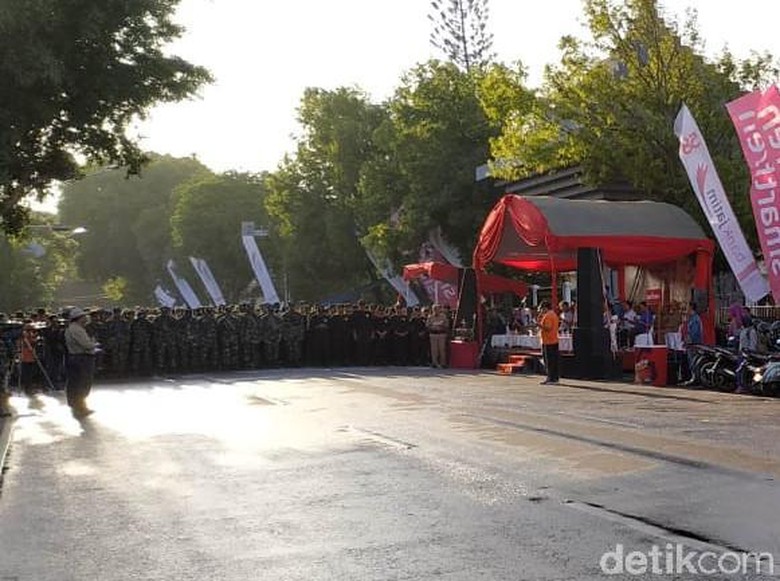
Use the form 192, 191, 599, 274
636, 302, 654, 335
686, 302, 703, 345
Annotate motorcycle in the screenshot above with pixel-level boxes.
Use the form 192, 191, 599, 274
686, 344, 738, 392
742, 348, 780, 396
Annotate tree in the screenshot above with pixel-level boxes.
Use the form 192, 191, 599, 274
359, 61, 509, 263
265, 88, 387, 302
172, 172, 278, 302
488, 0, 778, 245
0, 215, 77, 312
58, 155, 211, 303
0, 0, 212, 234
429, 0, 494, 72
264, 64, 532, 302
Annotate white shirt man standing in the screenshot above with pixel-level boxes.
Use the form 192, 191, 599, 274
64, 308, 98, 417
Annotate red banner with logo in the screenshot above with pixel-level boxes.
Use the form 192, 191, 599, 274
726, 86, 780, 303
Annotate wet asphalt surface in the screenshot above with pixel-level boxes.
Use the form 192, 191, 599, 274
1, 368, 780, 580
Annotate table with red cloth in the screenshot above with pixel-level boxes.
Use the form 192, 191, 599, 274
449, 340, 479, 369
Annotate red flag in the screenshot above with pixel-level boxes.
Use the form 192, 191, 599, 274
726, 86, 780, 302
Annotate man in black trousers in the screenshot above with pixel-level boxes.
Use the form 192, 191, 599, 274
64, 308, 98, 417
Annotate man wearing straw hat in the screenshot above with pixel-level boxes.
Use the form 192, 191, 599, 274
64, 307, 98, 417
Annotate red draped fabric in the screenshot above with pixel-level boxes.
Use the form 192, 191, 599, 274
403, 262, 527, 298
474, 196, 715, 271
402, 262, 459, 284
473, 196, 549, 270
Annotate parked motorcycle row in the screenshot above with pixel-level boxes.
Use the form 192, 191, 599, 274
687, 321, 780, 396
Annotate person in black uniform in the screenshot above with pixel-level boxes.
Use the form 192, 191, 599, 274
351, 301, 374, 366
308, 305, 331, 367
409, 306, 428, 366
372, 306, 391, 365
390, 306, 411, 366
329, 304, 348, 367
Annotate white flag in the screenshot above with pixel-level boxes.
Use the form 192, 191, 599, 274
166, 259, 203, 309
674, 104, 769, 302
241, 233, 280, 304
189, 257, 226, 306
429, 227, 463, 267
154, 285, 178, 308
363, 245, 420, 307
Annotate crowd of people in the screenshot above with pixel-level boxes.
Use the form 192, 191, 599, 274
0, 301, 462, 398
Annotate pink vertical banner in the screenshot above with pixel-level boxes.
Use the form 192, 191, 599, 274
726, 86, 780, 303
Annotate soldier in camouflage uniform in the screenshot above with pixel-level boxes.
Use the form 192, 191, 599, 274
200, 307, 220, 371
130, 309, 154, 376
117, 309, 134, 376
245, 305, 264, 368
188, 308, 204, 372
281, 305, 306, 367
86, 309, 114, 376
108, 308, 132, 378
152, 306, 177, 374
237, 304, 258, 369
261, 305, 282, 367
217, 306, 240, 370
175, 308, 195, 374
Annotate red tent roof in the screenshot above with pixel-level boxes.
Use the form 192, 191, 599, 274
403, 262, 459, 284
403, 262, 528, 298
473, 195, 714, 271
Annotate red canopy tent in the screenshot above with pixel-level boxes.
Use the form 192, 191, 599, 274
402, 261, 528, 298
473, 195, 716, 342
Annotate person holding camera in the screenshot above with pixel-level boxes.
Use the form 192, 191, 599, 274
64, 308, 98, 417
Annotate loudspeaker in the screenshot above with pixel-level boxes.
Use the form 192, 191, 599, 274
576, 248, 604, 329
572, 327, 615, 378
573, 248, 615, 379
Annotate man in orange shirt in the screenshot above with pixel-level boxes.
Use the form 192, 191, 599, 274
537, 301, 560, 385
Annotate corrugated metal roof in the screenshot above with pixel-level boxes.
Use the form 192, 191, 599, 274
526, 196, 707, 240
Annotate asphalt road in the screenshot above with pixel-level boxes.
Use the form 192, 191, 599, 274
1, 368, 779, 580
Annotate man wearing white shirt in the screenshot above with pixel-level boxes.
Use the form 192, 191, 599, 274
64, 307, 98, 417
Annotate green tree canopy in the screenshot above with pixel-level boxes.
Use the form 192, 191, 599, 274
264, 88, 386, 302
58, 155, 211, 303
359, 61, 514, 263
263, 64, 533, 303
172, 172, 278, 302
429, 0, 495, 72
0, 213, 77, 312
0, 0, 211, 234
488, 0, 779, 245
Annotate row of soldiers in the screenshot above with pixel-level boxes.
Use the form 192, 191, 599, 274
2, 302, 452, 383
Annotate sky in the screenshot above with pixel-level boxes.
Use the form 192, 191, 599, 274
30, 0, 780, 215
132, 0, 780, 177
